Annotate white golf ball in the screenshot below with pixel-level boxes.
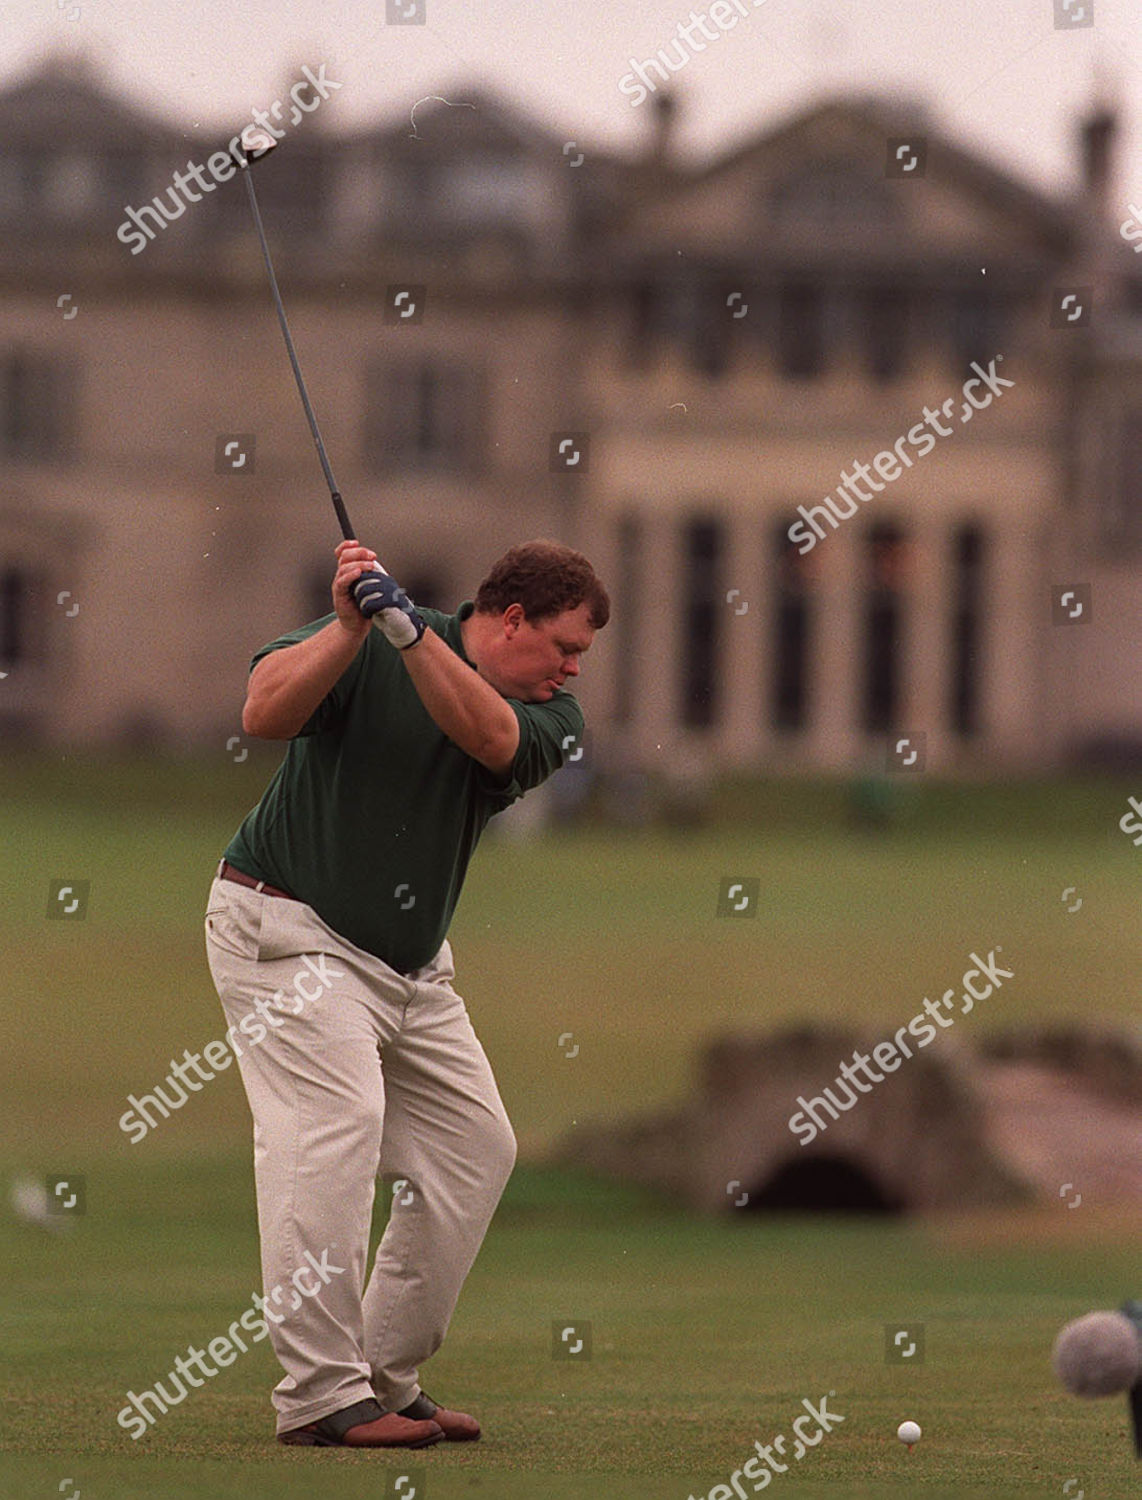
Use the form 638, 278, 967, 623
897, 1420, 922, 1446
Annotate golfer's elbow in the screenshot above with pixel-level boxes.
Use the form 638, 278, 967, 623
242, 657, 298, 739
242, 689, 299, 740
475, 716, 519, 776
242, 705, 281, 739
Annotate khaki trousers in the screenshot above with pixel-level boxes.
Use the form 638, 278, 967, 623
203, 869, 517, 1435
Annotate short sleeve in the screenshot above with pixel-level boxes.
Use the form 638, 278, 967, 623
249, 614, 366, 738
475, 690, 585, 810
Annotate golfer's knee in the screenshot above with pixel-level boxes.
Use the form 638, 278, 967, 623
483, 1113, 516, 1189
457, 1110, 515, 1196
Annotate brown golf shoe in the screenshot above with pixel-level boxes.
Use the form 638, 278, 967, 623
278, 1396, 444, 1448
396, 1390, 481, 1442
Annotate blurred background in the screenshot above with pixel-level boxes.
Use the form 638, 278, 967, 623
2, 2, 1142, 1496
0, 4, 1139, 774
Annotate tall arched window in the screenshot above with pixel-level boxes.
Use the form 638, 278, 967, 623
861, 523, 908, 734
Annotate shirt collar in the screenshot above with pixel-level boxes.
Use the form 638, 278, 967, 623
455, 600, 476, 666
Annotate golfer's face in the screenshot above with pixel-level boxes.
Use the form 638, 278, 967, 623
507, 603, 594, 701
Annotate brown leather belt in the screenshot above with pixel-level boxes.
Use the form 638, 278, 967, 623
217, 858, 299, 901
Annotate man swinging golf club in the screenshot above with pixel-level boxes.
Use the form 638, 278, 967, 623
205, 538, 609, 1446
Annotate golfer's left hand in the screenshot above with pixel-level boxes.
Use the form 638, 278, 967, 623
360, 570, 426, 649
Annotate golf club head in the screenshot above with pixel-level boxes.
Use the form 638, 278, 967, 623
239, 125, 278, 165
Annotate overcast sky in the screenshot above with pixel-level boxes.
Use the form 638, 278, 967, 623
4, 0, 1141, 209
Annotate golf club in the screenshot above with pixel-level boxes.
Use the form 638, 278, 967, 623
237, 124, 388, 617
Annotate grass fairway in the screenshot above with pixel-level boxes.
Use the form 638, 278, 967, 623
2, 1161, 1140, 1498
1, 753, 1141, 1496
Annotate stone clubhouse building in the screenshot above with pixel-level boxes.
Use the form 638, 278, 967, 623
2, 50, 1142, 775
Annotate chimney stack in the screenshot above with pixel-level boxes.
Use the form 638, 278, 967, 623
648, 89, 677, 171
1079, 103, 1117, 210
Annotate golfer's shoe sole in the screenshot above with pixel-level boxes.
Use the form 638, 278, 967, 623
278, 1397, 444, 1448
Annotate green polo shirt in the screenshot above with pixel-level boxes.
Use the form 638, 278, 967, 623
221, 602, 584, 973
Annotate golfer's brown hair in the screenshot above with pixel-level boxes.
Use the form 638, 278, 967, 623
474, 540, 610, 629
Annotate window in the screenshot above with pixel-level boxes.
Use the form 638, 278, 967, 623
102, 153, 149, 216
628, 281, 656, 369
613, 512, 641, 725
439, 156, 532, 226
654, 280, 694, 345
693, 284, 731, 378
625, 278, 731, 376
949, 288, 1001, 374
0, 565, 34, 668
364, 359, 485, 475
771, 520, 815, 731
949, 524, 984, 736
660, 280, 729, 378
43, 155, 100, 219
1101, 410, 1142, 550
388, 154, 531, 235
680, 516, 722, 729
861, 523, 907, 735
777, 283, 825, 379
210, 149, 328, 235
861, 286, 909, 383
0, 350, 75, 461
1119, 413, 1142, 540
0, 152, 47, 219
768, 167, 901, 238
0, 155, 23, 221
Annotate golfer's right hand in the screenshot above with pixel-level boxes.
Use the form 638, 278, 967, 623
333, 540, 383, 637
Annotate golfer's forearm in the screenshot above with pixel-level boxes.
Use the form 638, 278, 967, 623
400, 627, 519, 771
243, 620, 366, 738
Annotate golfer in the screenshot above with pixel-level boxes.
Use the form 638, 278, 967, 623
204, 537, 609, 1448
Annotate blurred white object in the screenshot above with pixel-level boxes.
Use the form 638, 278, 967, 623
1053, 1310, 1141, 1396
8, 1175, 73, 1234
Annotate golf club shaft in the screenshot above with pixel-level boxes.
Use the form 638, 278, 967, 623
241, 168, 356, 543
